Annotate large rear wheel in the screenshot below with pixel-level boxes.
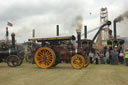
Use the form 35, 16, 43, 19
71, 55, 85, 69
34, 47, 56, 69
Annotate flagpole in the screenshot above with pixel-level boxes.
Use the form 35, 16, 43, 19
6, 27, 9, 43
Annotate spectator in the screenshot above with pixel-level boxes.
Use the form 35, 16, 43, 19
125, 50, 128, 66
89, 51, 94, 64
113, 49, 119, 65
119, 50, 124, 64
95, 51, 99, 64
105, 50, 110, 64
110, 50, 114, 64
100, 50, 104, 64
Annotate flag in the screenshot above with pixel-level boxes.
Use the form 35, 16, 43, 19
7, 22, 13, 27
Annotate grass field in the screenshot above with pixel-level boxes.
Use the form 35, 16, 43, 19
0, 63, 128, 85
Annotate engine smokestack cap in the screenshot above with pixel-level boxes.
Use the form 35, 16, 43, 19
106, 21, 111, 25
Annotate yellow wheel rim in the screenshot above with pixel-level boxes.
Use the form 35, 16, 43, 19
71, 55, 85, 69
84, 56, 89, 67
34, 47, 55, 69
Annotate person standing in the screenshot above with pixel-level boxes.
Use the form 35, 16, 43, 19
105, 50, 110, 64
119, 50, 124, 64
113, 49, 119, 65
89, 51, 94, 64
125, 50, 128, 66
109, 50, 112, 64
95, 51, 99, 64
100, 50, 104, 64
109, 50, 114, 64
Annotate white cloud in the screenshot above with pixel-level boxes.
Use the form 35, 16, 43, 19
0, 0, 128, 42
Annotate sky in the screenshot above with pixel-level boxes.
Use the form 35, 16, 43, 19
0, 0, 128, 43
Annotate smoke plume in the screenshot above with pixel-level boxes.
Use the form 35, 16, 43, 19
73, 16, 83, 33
114, 11, 128, 22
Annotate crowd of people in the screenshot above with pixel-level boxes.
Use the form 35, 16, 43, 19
88, 48, 128, 66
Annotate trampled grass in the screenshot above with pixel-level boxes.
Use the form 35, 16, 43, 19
0, 63, 128, 85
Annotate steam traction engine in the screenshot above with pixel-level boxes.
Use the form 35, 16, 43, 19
29, 35, 89, 69
28, 21, 111, 69
0, 33, 24, 67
